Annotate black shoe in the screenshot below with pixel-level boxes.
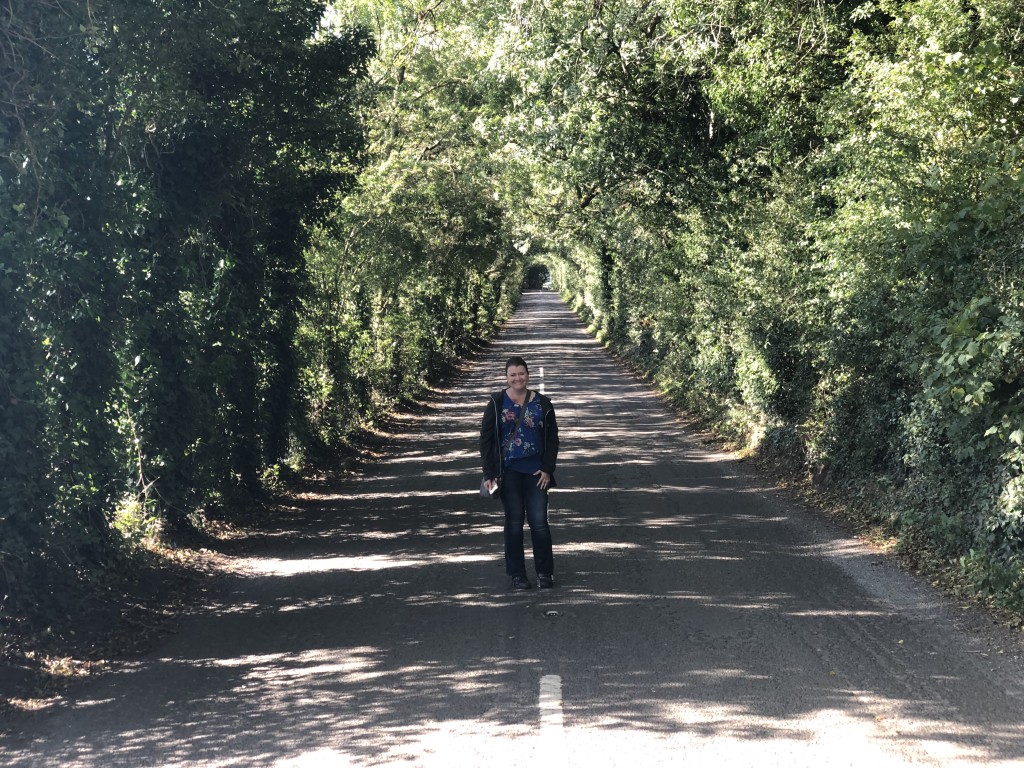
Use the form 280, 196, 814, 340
537, 574, 554, 589
510, 576, 532, 590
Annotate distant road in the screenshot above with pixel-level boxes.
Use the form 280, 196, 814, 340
4, 289, 1023, 767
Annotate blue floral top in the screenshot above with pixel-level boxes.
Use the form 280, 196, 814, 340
501, 391, 544, 473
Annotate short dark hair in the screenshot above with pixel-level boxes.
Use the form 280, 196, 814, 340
505, 355, 529, 374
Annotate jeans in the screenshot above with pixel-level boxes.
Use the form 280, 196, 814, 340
501, 469, 554, 577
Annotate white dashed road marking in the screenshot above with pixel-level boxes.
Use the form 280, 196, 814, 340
539, 674, 564, 733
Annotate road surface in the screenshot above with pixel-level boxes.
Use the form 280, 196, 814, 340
3, 289, 1023, 767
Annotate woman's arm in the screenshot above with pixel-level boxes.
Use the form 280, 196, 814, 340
540, 398, 559, 475
480, 396, 500, 479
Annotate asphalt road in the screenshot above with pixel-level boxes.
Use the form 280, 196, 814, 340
4, 289, 1024, 767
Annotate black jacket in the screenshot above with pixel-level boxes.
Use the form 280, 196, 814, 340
480, 390, 559, 482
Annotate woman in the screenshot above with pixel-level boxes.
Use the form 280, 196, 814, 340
480, 355, 560, 590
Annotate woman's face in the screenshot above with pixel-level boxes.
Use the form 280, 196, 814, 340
506, 365, 529, 391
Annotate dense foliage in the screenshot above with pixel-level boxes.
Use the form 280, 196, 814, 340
487, 0, 1024, 607
0, 0, 518, 636
2, 0, 1021, 640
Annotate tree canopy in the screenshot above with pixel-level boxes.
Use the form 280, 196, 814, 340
2, 0, 1022, 640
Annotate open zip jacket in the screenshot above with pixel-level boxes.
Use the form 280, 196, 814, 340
480, 389, 559, 484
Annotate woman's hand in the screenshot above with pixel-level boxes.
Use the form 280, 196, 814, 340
534, 470, 551, 490
485, 478, 499, 494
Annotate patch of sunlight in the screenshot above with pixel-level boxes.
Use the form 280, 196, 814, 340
265, 696, 1017, 767
785, 609, 892, 618
278, 596, 357, 612
559, 541, 638, 553
386, 450, 471, 464
207, 648, 376, 670
274, 748, 358, 767
685, 668, 774, 680
818, 539, 880, 559
356, 529, 416, 539
291, 487, 476, 501
662, 593, 789, 609
248, 555, 427, 574
384, 489, 473, 500
421, 468, 480, 477
276, 662, 375, 680
554, 455, 660, 466
382, 432, 477, 444
627, 517, 699, 528
584, 592, 669, 603
554, 484, 753, 497
402, 592, 546, 608
245, 552, 494, 576
442, 553, 496, 564
76, 697, 117, 707
353, 524, 501, 540
729, 513, 791, 522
